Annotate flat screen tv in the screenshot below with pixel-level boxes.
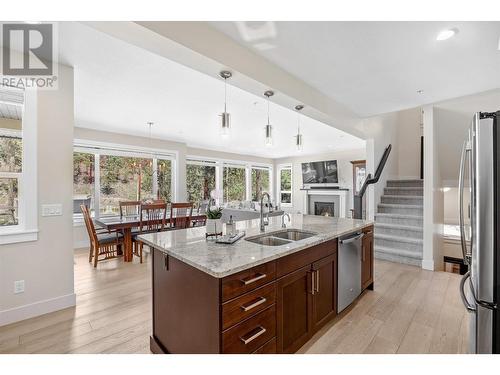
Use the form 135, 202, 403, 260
301, 160, 338, 184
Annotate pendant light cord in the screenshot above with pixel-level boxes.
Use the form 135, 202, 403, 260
224, 78, 227, 113
267, 96, 270, 125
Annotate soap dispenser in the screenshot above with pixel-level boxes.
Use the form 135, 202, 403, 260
226, 215, 235, 236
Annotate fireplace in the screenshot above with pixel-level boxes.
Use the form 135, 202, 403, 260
304, 189, 346, 218
315, 202, 335, 217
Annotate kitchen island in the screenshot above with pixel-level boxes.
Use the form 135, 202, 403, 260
138, 214, 374, 354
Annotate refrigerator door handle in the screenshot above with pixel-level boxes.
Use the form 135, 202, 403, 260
460, 271, 476, 313
458, 141, 471, 265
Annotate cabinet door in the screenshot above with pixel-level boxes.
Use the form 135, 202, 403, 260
276, 265, 313, 354
361, 231, 374, 290
311, 253, 337, 332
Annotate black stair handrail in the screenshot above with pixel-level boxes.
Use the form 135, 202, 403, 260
357, 144, 392, 198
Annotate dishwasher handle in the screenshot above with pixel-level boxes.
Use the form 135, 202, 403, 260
339, 233, 363, 244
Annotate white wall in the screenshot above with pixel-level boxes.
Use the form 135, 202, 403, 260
363, 112, 399, 220
396, 107, 422, 179
422, 106, 444, 271
435, 88, 500, 184
0, 65, 76, 326
274, 148, 366, 215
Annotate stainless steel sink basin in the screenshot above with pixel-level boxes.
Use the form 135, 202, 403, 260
245, 229, 318, 246
245, 236, 292, 246
272, 229, 317, 241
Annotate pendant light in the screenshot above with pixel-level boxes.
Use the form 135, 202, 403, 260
264, 90, 274, 146
295, 105, 304, 151
219, 70, 232, 137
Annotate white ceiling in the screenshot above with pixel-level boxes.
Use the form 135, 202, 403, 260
57, 22, 365, 159
209, 21, 500, 117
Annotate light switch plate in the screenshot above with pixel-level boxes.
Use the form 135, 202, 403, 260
41, 204, 63, 217
14, 280, 25, 294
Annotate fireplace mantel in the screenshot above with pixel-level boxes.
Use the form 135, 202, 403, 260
303, 189, 349, 218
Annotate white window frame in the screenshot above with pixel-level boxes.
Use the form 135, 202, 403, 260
0, 88, 38, 244
187, 155, 273, 206
277, 164, 293, 208
73, 139, 177, 223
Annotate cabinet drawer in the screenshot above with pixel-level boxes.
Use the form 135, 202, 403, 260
276, 239, 337, 278
222, 305, 276, 354
222, 261, 276, 302
253, 337, 276, 354
222, 282, 276, 330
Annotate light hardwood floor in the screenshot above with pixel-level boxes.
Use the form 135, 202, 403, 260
0, 248, 469, 354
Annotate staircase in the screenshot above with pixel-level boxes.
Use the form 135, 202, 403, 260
374, 179, 423, 266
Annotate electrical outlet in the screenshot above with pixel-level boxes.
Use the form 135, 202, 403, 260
14, 280, 25, 294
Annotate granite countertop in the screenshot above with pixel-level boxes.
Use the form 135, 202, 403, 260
138, 214, 373, 278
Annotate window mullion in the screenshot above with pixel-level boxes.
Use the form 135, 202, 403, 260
94, 154, 100, 219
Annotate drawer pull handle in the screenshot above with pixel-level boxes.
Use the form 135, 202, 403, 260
315, 270, 320, 293
241, 273, 266, 285
241, 297, 267, 312
240, 326, 266, 345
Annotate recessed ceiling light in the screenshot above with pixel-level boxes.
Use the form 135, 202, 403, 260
436, 28, 458, 41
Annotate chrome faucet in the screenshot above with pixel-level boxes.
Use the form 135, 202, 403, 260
260, 192, 271, 232
281, 212, 291, 228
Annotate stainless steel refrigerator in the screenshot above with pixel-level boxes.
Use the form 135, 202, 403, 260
459, 111, 500, 354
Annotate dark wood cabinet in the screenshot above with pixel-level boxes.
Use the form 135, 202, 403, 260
361, 226, 374, 291
150, 230, 371, 354
311, 253, 337, 331
276, 265, 313, 354
276, 240, 338, 353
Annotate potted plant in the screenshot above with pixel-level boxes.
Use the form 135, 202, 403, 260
206, 206, 223, 237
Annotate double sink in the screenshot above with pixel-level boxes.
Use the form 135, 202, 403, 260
245, 229, 318, 247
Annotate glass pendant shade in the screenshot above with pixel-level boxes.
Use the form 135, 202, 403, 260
265, 124, 273, 146
296, 133, 303, 151
220, 111, 230, 137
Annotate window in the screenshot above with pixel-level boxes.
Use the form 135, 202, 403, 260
157, 159, 172, 202
73, 152, 95, 216
251, 167, 270, 201
186, 161, 216, 205
99, 155, 153, 216
0, 86, 38, 244
278, 166, 293, 206
223, 165, 246, 203
73, 142, 176, 220
186, 156, 273, 206
0, 87, 23, 228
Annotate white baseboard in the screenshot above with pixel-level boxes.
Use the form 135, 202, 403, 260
0, 293, 76, 327
421, 259, 435, 271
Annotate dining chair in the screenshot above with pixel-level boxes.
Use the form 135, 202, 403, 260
170, 202, 193, 230
119, 200, 141, 218
133, 202, 167, 263
192, 200, 208, 227
81, 204, 123, 267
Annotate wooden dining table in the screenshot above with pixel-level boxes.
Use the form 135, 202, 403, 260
94, 213, 207, 262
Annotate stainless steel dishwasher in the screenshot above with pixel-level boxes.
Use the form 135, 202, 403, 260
338, 231, 363, 312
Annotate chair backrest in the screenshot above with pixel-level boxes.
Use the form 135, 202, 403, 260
170, 202, 193, 229
119, 200, 141, 218
80, 204, 98, 248
140, 202, 167, 232
152, 199, 166, 204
